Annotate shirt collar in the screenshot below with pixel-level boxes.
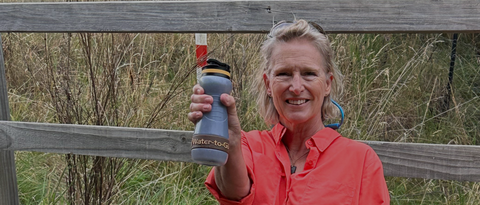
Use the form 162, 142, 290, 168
310, 127, 341, 152
271, 123, 287, 145
271, 123, 341, 152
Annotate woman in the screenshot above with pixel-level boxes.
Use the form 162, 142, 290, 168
188, 20, 390, 204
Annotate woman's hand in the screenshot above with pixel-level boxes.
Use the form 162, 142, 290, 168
188, 84, 213, 125
188, 84, 242, 146
188, 84, 250, 200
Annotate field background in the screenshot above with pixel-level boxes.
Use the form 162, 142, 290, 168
2, 0, 480, 204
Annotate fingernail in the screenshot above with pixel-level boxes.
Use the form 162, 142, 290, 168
203, 105, 209, 110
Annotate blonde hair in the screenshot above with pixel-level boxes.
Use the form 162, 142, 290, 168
254, 20, 344, 125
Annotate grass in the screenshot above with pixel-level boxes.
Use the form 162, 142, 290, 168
1, 4, 480, 204
15, 152, 66, 204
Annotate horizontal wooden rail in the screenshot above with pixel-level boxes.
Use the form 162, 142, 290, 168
0, 0, 479, 33
363, 141, 480, 182
1, 121, 480, 182
0, 121, 193, 162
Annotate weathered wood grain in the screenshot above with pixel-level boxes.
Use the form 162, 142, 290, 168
0, 35, 19, 205
363, 141, 480, 182
1, 121, 480, 181
0, 121, 194, 162
0, 0, 479, 33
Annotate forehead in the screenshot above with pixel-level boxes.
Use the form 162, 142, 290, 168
269, 39, 326, 72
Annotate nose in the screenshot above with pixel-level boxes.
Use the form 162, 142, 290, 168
289, 74, 304, 95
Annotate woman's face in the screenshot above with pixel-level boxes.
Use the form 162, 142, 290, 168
264, 38, 332, 127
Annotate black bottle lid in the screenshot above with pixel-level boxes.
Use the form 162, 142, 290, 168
201, 59, 231, 79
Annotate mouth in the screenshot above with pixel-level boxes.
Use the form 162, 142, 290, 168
286, 99, 309, 105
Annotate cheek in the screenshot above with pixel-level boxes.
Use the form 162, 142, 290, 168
270, 81, 286, 95
270, 82, 286, 106
310, 79, 328, 95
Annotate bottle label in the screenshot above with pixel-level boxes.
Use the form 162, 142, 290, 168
191, 134, 229, 153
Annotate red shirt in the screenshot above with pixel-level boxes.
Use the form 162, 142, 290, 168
206, 123, 390, 204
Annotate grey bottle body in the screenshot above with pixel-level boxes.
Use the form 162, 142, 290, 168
192, 75, 232, 166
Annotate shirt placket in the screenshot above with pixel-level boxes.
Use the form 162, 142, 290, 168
275, 142, 291, 184
275, 141, 292, 205
283, 140, 320, 204
304, 139, 320, 170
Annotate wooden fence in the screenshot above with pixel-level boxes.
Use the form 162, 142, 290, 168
1, 0, 480, 204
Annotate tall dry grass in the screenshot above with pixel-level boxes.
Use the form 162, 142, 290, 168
1, 9, 480, 204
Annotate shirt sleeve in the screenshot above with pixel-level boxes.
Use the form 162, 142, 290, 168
358, 148, 390, 204
204, 131, 256, 205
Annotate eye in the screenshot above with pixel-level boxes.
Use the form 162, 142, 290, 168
304, 71, 317, 76
276, 72, 289, 76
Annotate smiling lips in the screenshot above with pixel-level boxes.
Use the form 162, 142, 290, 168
287, 99, 309, 105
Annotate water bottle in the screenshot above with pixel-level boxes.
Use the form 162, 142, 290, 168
191, 59, 232, 166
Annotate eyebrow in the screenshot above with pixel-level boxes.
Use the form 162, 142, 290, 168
271, 66, 321, 74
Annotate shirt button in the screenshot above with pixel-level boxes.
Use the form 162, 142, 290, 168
307, 141, 312, 145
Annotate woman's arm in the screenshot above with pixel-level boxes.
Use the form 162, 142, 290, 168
189, 84, 251, 200
358, 149, 390, 204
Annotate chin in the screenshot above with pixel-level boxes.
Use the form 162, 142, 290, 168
283, 116, 310, 125
282, 113, 321, 126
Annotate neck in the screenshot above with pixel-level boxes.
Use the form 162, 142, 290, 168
280, 118, 324, 152
284, 143, 309, 174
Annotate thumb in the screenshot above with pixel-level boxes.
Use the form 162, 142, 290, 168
220, 94, 238, 117
220, 94, 242, 136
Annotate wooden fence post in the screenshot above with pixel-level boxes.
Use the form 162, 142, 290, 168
0, 34, 20, 205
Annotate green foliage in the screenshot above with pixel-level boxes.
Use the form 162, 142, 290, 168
15, 152, 66, 204
3, 24, 480, 204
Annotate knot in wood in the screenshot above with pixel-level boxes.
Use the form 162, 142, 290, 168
180, 135, 187, 143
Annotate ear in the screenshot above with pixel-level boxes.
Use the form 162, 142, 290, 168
325, 72, 333, 96
263, 73, 271, 96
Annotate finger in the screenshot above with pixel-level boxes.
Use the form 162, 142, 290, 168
220, 94, 242, 145
188, 111, 203, 124
190, 102, 212, 112
220, 94, 235, 109
192, 84, 205, 95
220, 94, 239, 118
191, 94, 213, 105
192, 92, 213, 102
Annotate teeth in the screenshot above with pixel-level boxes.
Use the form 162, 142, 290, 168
288, 100, 307, 105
